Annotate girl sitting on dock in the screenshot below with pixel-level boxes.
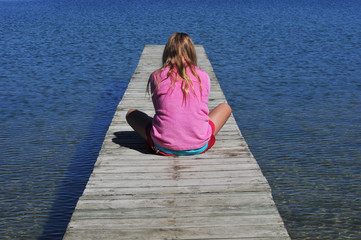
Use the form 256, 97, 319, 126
126, 33, 232, 156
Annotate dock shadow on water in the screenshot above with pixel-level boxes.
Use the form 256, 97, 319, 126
38, 82, 123, 239
38, 131, 105, 240
112, 131, 149, 154
39, 130, 147, 239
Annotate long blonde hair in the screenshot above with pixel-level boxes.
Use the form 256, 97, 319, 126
148, 33, 202, 100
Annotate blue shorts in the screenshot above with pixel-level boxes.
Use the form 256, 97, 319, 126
154, 142, 209, 156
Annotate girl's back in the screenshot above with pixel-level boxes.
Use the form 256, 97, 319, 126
150, 65, 212, 151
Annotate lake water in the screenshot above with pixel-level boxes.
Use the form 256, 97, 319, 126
1, 0, 360, 239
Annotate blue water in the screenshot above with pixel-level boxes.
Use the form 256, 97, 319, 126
1, 0, 360, 239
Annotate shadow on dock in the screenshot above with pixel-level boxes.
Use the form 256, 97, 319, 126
112, 131, 149, 154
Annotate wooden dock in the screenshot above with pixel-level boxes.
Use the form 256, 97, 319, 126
63, 45, 290, 240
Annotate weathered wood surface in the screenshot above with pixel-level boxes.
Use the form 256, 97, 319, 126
63, 45, 290, 240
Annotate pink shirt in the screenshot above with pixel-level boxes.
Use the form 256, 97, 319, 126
150, 66, 212, 151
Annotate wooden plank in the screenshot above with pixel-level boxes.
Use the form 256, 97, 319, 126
63, 45, 290, 239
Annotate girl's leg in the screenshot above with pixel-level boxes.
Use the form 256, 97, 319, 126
126, 109, 153, 140
209, 103, 232, 135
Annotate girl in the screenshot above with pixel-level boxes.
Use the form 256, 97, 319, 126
126, 33, 232, 156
